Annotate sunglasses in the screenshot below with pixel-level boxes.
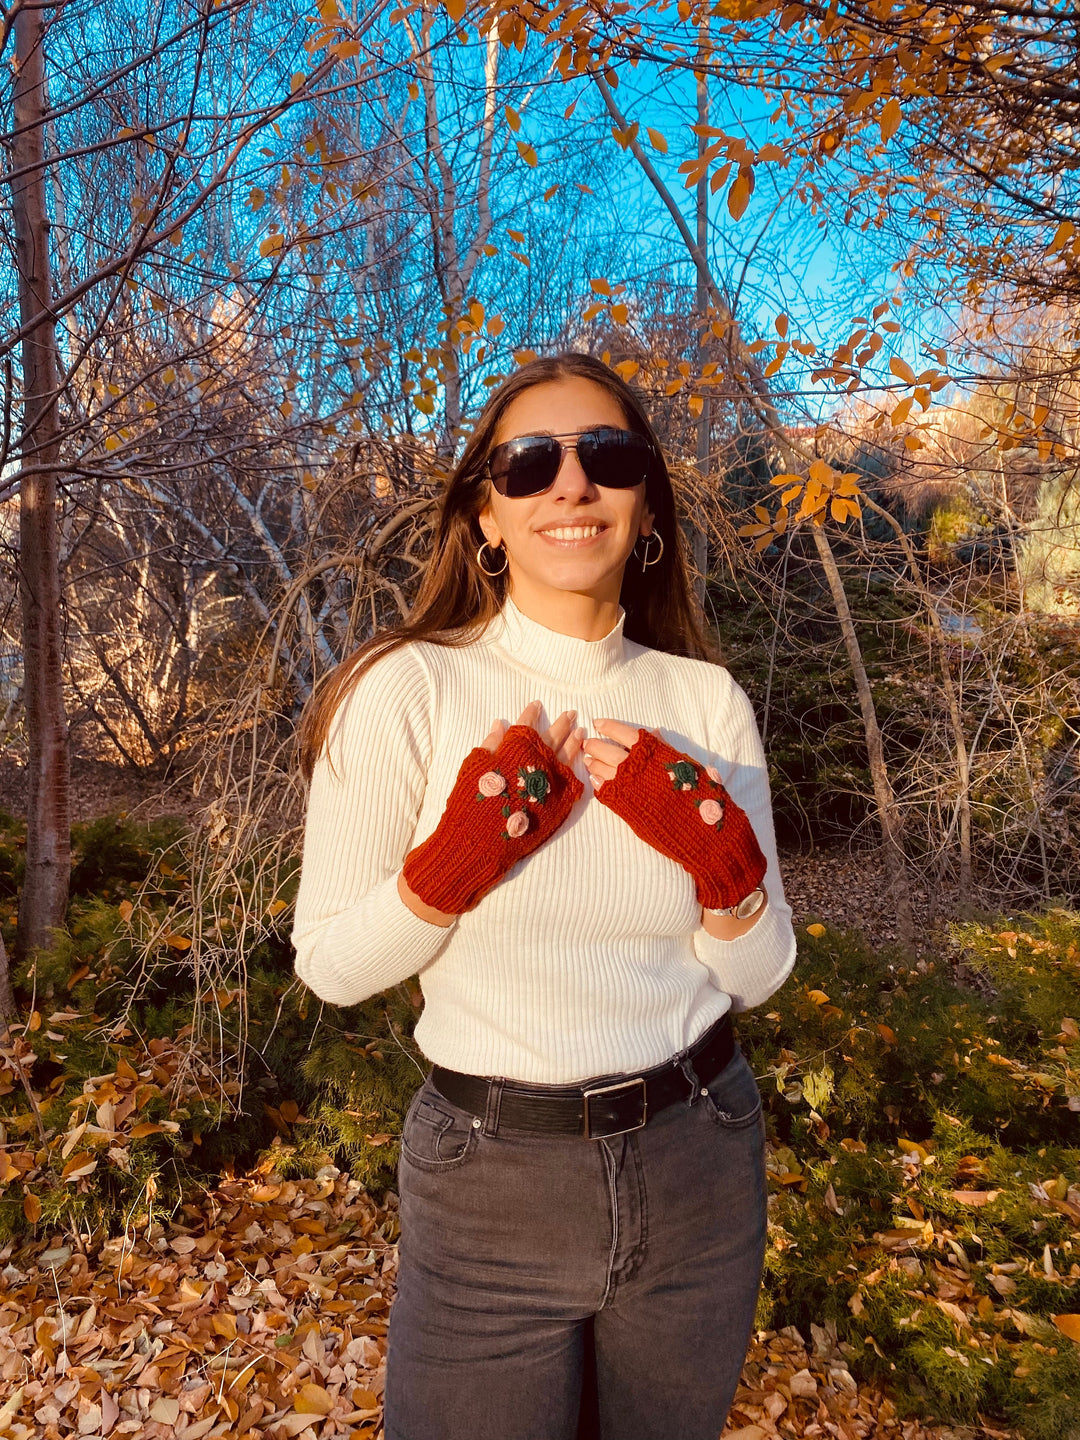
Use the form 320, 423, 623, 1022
486, 427, 656, 498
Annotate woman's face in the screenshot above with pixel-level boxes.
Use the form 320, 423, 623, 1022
478, 376, 654, 613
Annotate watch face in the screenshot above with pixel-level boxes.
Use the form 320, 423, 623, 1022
735, 888, 765, 920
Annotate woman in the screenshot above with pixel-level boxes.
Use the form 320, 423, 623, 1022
293, 353, 796, 1440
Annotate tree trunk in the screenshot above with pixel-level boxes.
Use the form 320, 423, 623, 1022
0, 929, 15, 1028
11, 4, 70, 965
810, 525, 914, 948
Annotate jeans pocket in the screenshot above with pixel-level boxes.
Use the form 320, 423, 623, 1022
701, 1050, 763, 1131
400, 1081, 481, 1174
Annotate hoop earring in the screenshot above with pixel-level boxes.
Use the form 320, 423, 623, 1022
635, 529, 664, 572
476, 540, 509, 577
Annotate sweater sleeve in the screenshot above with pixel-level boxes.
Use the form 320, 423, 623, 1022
292, 645, 455, 1007
691, 675, 797, 1011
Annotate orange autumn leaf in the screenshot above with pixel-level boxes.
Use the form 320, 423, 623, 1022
294, 1382, 334, 1415
880, 97, 902, 140
727, 167, 753, 221
61, 1152, 97, 1181
129, 1122, 167, 1139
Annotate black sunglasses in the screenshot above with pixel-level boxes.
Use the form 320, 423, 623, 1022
486, 427, 656, 498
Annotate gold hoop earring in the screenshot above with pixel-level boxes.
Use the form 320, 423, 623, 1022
636, 529, 664, 572
476, 540, 508, 577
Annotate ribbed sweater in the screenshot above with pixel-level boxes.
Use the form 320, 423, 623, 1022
292, 601, 797, 1084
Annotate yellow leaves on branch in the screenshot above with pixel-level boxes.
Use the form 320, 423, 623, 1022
1047, 220, 1080, 260
737, 460, 862, 551
738, 501, 790, 553
727, 165, 754, 221
879, 97, 902, 141
582, 277, 629, 329
516, 140, 537, 167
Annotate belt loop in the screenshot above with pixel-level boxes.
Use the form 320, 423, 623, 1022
677, 1054, 700, 1107
482, 1078, 504, 1137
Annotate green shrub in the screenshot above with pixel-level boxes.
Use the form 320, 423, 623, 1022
742, 913, 1080, 1436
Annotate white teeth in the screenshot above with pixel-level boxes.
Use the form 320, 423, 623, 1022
544, 526, 602, 540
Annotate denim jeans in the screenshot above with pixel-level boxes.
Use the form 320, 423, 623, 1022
384, 1047, 767, 1440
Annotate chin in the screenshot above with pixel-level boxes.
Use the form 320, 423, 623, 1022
525, 571, 624, 604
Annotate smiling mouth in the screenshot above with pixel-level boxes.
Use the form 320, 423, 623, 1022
538, 524, 607, 543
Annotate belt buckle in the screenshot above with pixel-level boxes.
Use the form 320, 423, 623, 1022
582, 1077, 647, 1139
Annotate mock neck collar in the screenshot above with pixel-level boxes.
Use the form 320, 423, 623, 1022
485, 598, 628, 685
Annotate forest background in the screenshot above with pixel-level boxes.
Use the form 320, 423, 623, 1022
1, 2, 1079, 1438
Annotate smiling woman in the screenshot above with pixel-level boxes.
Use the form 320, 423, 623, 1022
292, 353, 796, 1440
476, 378, 656, 641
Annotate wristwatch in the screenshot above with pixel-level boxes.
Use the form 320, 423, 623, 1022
709, 887, 766, 921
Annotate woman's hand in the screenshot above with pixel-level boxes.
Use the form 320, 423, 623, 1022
481, 700, 585, 771
399, 700, 585, 924
582, 717, 645, 790
583, 718, 768, 917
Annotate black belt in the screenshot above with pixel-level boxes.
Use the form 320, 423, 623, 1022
430, 1013, 735, 1140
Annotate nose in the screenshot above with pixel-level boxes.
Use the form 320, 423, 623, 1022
551, 441, 596, 502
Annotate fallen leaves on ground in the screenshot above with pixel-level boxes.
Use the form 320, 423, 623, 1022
722, 1322, 1013, 1440
0, 1167, 395, 1439
0, 1168, 1019, 1440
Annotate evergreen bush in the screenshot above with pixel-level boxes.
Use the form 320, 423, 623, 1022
740, 914, 1080, 1438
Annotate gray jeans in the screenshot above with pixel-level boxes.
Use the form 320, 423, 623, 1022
384, 1047, 767, 1440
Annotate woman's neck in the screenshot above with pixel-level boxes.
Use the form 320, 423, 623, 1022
507, 579, 622, 642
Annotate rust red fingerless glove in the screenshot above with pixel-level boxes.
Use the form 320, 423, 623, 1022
402, 726, 584, 915
593, 731, 767, 910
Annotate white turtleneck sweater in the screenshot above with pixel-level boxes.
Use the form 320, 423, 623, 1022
292, 601, 796, 1084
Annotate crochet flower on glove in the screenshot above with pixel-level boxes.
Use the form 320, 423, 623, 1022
593, 731, 766, 911
403, 726, 583, 915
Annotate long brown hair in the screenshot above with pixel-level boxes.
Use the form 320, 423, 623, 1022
298, 352, 711, 779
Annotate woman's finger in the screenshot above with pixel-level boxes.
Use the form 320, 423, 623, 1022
544, 709, 577, 755
583, 755, 619, 785
514, 700, 543, 730
582, 737, 634, 768
558, 726, 585, 769
479, 719, 508, 753
593, 718, 643, 750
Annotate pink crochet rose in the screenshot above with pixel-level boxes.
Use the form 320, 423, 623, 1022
506, 810, 529, 838
705, 765, 722, 784
478, 770, 506, 797
698, 798, 724, 826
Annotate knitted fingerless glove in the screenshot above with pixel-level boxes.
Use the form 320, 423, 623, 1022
593, 731, 767, 910
402, 726, 584, 915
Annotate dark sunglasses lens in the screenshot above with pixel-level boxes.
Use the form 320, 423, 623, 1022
489, 436, 561, 497
578, 429, 652, 489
